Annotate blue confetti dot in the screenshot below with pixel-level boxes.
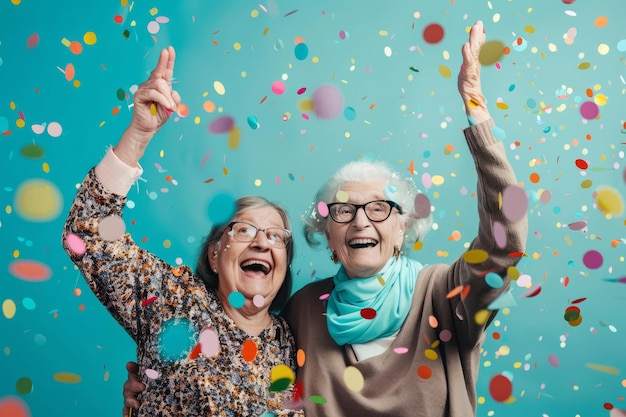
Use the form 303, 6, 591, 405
247, 115, 260, 129
294, 43, 309, 60
228, 291, 245, 308
485, 272, 504, 288
159, 319, 195, 361
207, 192, 237, 225
344, 106, 357, 121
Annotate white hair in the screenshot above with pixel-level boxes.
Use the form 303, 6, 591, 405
302, 159, 433, 253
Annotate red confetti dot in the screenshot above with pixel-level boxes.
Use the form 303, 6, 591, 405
113, 15, 124, 24
575, 159, 589, 170
417, 365, 432, 379
423, 23, 444, 44
360, 308, 376, 319
27, 33, 40, 49
489, 374, 513, 402
604, 403, 614, 410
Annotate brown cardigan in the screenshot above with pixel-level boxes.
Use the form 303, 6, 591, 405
283, 119, 528, 417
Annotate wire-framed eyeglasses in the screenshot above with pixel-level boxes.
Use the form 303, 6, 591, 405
226, 221, 291, 248
326, 200, 403, 224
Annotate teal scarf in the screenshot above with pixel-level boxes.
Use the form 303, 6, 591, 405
326, 256, 424, 346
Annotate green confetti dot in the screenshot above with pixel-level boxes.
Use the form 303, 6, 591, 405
20, 144, 44, 159
16, 377, 33, 394
309, 395, 327, 404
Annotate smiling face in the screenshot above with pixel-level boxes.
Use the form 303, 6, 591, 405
209, 206, 289, 313
325, 180, 406, 278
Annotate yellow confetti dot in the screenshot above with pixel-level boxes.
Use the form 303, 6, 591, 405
479, 40, 505, 66
463, 249, 489, 264
475, 309, 490, 325
83, 31, 97, 45
213, 80, 226, 95
233, 42, 241, 51
150, 103, 157, 115
596, 186, 623, 215
335, 190, 349, 202
438, 65, 451, 78
2, 299, 16, 319
343, 366, 365, 392
424, 349, 438, 360
270, 364, 294, 383
53, 372, 82, 383
227, 125, 241, 149
163, 239, 171, 249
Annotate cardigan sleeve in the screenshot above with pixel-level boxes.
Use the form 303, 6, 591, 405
431, 118, 529, 347
61, 167, 192, 341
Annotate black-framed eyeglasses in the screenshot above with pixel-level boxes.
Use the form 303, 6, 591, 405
326, 200, 403, 224
226, 221, 291, 248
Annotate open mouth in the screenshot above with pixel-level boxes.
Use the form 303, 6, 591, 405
348, 238, 378, 249
241, 259, 271, 275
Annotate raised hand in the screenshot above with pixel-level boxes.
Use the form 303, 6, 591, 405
458, 21, 490, 125
114, 46, 181, 167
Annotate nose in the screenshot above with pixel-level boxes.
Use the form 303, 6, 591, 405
352, 206, 371, 226
250, 229, 271, 248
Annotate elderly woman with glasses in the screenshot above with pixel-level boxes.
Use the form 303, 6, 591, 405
281, 20, 528, 416
122, 20, 528, 416
62, 46, 304, 416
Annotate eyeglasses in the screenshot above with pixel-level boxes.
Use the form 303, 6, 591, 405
326, 200, 403, 224
226, 221, 291, 248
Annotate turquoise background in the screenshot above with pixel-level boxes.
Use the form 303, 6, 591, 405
2, 0, 625, 416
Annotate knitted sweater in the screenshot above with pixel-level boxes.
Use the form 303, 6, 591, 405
283, 119, 528, 417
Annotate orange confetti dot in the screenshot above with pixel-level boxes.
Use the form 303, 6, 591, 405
369, 103, 377, 110
594, 16, 608, 28
211, 40, 218, 46
64, 63, 75, 81
586, 88, 593, 97
294, 36, 305, 45
177, 103, 189, 117
446, 285, 464, 299
69, 41, 83, 54
529, 172, 540, 183
297, 349, 306, 367
417, 365, 432, 379
203, 100, 216, 113
73, 288, 82, 296
112, 106, 121, 115
242, 339, 258, 362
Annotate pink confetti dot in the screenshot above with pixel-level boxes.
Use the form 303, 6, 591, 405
582, 249, 603, 269
199, 327, 220, 357
312, 84, 343, 119
317, 201, 329, 217
548, 353, 560, 367
579, 101, 599, 120
501, 185, 528, 222
271, 81, 286, 95
413, 194, 431, 218
66, 233, 86, 255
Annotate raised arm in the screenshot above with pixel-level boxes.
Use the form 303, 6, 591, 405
438, 21, 528, 344
62, 47, 185, 337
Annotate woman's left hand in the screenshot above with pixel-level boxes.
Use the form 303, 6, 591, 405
458, 21, 490, 124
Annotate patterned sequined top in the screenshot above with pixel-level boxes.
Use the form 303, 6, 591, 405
62, 168, 304, 417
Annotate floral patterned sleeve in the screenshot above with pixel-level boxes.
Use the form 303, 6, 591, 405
62, 168, 174, 341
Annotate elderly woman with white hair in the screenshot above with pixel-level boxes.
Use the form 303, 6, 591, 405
281, 20, 528, 416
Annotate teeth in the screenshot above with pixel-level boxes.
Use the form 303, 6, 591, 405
241, 259, 271, 274
349, 238, 378, 246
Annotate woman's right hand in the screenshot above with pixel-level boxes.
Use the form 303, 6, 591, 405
114, 46, 181, 167
122, 361, 146, 416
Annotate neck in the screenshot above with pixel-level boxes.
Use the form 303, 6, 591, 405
218, 294, 273, 336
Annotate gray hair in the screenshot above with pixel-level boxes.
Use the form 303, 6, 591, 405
303, 159, 433, 254
197, 196, 293, 312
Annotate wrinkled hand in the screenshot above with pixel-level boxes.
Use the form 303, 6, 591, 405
122, 361, 146, 416
458, 21, 490, 125
114, 46, 181, 167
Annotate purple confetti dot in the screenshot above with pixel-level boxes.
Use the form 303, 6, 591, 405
501, 185, 528, 222
582, 249, 603, 269
579, 101, 599, 120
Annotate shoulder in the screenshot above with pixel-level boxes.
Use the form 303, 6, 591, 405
290, 277, 334, 301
